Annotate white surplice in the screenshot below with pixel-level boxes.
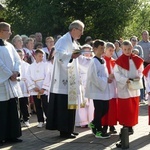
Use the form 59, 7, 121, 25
0, 42, 23, 101
85, 57, 111, 100
19, 60, 30, 97
26, 61, 49, 95
114, 59, 143, 98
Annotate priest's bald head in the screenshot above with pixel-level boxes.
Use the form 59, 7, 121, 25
68, 20, 84, 40
0, 22, 12, 40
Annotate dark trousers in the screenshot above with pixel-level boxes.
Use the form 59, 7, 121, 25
0, 98, 22, 141
19, 97, 30, 122
93, 100, 109, 132
33, 95, 48, 122
46, 93, 76, 134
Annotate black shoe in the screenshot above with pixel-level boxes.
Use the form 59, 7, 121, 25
72, 132, 79, 136
103, 126, 108, 134
7, 138, 23, 143
88, 122, 97, 135
128, 127, 134, 135
109, 126, 117, 134
0, 140, 5, 146
116, 141, 122, 148
60, 133, 76, 139
0, 142, 3, 146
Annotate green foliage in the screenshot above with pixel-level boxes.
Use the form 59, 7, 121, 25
2, 0, 150, 43
123, 0, 150, 40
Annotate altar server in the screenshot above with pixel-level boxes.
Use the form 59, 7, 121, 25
85, 39, 111, 139
17, 49, 30, 127
102, 42, 118, 134
27, 49, 48, 128
75, 44, 94, 127
114, 40, 144, 134
0, 22, 22, 145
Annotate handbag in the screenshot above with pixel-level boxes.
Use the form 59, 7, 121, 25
128, 79, 143, 90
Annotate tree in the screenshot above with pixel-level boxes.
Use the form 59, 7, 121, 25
3, 0, 146, 43
123, 0, 150, 39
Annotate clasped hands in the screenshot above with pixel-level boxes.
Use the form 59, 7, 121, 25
108, 74, 114, 83
33, 87, 45, 94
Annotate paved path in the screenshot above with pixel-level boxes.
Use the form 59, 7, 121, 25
1, 103, 150, 150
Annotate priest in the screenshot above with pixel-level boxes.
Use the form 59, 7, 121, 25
46, 20, 90, 138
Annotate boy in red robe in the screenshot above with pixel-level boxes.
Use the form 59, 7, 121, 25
102, 42, 118, 134
114, 40, 144, 134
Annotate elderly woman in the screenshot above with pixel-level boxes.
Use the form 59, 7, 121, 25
12, 34, 23, 50
130, 36, 144, 58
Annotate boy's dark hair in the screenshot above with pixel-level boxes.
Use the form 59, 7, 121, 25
93, 39, 106, 48
35, 49, 44, 55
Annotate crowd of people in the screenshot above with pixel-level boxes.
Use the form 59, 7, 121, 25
0, 20, 150, 146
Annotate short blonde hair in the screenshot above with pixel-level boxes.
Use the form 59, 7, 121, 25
122, 40, 132, 46
45, 36, 54, 42
106, 42, 115, 49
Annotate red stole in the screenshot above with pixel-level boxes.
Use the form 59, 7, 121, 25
104, 56, 115, 74
115, 54, 143, 70
143, 64, 150, 77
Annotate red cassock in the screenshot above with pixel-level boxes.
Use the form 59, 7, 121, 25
101, 56, 118, 126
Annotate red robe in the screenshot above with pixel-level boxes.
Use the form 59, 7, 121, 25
101, 56, 118, 126
143, 64, 150, 125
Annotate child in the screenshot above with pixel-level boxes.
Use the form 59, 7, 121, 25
102, 42, 118, 134
132, 48, 139, 56
114, 40, 144, 134
143, 64, 150, 125
85, 39, 112, 138
75, 44, 94, 127
17, 50, 30, 127
27, 49, 49, 128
